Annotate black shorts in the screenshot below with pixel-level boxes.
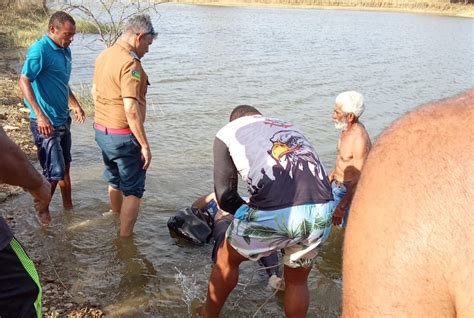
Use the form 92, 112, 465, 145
0, 238, 41, 317
211, 218, 232, 263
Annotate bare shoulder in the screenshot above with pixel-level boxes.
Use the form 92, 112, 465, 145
343, 89, 474, 317
354, 123, 371, 146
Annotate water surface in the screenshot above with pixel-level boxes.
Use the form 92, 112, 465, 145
7, 4, 473, 317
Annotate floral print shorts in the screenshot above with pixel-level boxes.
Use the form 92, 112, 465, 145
226, 201, 335, 268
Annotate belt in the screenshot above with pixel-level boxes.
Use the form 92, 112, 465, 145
94, 123, 132, 135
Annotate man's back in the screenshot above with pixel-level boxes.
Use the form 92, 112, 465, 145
215, 115, 332, 210
93, 40, 148, 129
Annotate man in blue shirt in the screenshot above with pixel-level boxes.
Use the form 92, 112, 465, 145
19, 11, 85, 224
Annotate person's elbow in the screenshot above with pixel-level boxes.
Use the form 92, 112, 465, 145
217, 190, 243, 214
18, 75, 30, 94
124, 98, 140, 121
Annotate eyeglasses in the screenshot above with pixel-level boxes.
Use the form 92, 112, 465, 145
143, 27, 158, 39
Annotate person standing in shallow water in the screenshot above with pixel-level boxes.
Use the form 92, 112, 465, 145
328, 91, 371, 228
92, 14, 157, 237
199, 105, 334, 317
19, 11, 86, 225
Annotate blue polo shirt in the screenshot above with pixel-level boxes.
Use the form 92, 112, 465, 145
21, 35, 72, 127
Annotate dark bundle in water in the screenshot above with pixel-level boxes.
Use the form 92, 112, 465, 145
167, 207, 214, 245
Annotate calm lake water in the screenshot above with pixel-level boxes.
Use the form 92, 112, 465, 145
7, 3, 473, 317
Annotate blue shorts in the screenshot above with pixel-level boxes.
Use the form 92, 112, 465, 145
332, 181, 350, 228
30, 118, 71, 181
95, 129, 146, 198
227, 201, 335, 268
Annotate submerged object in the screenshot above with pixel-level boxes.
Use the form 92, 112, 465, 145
167, 207, 214, 245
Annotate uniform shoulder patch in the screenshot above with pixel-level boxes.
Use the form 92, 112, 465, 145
131, 69, 141, 81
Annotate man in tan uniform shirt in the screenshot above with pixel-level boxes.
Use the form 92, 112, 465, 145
92, 14, 156, 237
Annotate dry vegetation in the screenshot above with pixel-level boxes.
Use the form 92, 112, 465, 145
173, 0, 474, 17
0, 5, 48, 49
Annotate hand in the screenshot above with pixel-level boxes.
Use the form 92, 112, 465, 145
332, 203, 345, 226
37, 114, 53, 136
141, 146, 152, 170
328, 170, 335, 183
72, 106, 86, 123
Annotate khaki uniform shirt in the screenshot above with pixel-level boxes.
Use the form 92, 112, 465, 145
93, 40, 148, 129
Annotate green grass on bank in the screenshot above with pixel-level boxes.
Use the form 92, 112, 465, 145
0, 6, 109, 49
0, 7, 48, 48
75, 20, 114, 36
0, 6, 97, 115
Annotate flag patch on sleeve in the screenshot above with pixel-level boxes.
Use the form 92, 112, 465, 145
131, 69, 141, 81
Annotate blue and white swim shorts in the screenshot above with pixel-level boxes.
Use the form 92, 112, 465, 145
226, 201, 335, 268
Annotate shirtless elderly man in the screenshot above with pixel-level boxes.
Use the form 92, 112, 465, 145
329, 91, 371, 227
343, 89, 473, 317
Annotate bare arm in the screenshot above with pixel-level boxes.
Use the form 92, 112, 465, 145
213, 138, 245, 214
0, 127, 51, 213
123, 97, 151, 170
327, 169, 335, 183
18, 75, 53, 136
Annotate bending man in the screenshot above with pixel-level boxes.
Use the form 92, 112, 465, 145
201, 105, 334, 317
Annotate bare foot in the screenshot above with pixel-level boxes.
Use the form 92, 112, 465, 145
191, 301, 206, 318
37, 211, 51, 226
62, 197, 73, 210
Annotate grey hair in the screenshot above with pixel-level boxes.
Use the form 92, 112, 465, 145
335, 91, 365, 118
122, 14, 156, 38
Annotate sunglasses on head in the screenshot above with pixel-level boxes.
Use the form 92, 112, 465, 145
143, 27, 158, 39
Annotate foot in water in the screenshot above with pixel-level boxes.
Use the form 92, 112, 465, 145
267, 274, 285, 291
191, 301, 205, 317
36, 210, 51, 226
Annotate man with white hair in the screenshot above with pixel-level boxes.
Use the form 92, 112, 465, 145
329, 91, 371, 228
92, 14, 157, 237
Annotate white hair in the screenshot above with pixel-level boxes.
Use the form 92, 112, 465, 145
122, 14, 156, 38
335, 91, 365, 118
